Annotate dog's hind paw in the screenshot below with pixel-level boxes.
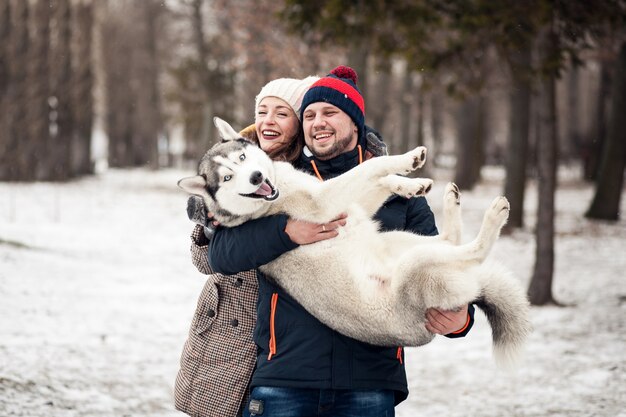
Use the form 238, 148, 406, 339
444, 182, 460, 206
441, 182, 462, 244
487, 196, 510, 228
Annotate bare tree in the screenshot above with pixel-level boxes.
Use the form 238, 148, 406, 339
102, 2, 135, 168
584, 53, 612, 181
71, 0, 95, 176
130, 0, 163, 168
429, 89, 444, 162
454, 94, 486, 190
367, 57, 391, 136
2, 0, 29, 181
585, 41, 626, 221
28, 0, 52, 181
398, 65, 414, 154
563, 65, 580, 162
0, 0, 11, 178
49, 0, 74, 181
528, 24, 559, 306
503, 46, 532, 231
189, 0, 215, 154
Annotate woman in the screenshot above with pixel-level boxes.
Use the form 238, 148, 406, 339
174, 76, 322, 417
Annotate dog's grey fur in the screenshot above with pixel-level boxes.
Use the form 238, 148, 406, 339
179, 118, 532, 368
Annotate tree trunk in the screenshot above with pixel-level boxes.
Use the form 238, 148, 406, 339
29, 0, 52, 181
191, 0, 215, 154
563, 65, 580, 162
398, 66, 413, 154
503, 46, 532, 231
347, 41, 368, 104
3, 0, 29, 181
585, 42, 626, 221
131, 0, 162, 168
416, 85, 425, 147
528, 25, 558, 306
0, 0, 12, 179
102, 3, 135, 168
369, 57, 391, 136
584, 59, 611, 181
414, 78, 431, 178
71, 2, 95, 176
50, 0, 74, 181
144, 1, 162, 169
454, 94, 485, 190
429, 90, 444, 163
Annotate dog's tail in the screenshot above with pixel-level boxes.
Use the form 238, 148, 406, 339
474, 261, 532, 369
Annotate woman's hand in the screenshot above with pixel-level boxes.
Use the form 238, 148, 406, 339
285, 213, 348, 245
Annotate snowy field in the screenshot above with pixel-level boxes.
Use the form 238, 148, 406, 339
0, 167, 624, 417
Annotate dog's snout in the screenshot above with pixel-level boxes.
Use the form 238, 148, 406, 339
250, 171, 264, 186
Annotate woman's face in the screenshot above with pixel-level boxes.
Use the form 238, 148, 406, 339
255, 97, 299, 153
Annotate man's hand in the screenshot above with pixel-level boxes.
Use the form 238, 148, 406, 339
425, 305, 469, 335
285, 213, 348, 245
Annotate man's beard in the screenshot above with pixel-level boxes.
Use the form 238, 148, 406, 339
312, 133, 354, 160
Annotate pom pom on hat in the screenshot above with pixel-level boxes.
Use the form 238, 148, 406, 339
300, 65, 365, 140
255, 76, 319, 120
331, 65, 358, 85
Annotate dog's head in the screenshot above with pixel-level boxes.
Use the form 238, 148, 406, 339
178, 117, 278, 225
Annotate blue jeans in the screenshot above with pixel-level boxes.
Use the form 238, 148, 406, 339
243, 386, 395, 417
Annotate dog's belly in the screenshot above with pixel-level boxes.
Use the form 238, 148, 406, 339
260, 222, 434, 346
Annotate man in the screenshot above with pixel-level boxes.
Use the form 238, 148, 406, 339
208, 66, 474, 417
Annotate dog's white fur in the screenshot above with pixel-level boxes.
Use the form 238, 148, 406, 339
179, 117, 532, 368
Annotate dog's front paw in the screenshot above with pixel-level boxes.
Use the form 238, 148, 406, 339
403, 146, 427, 173
382, 176, 433, 199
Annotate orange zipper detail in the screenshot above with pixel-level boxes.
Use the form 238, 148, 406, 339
267, 293, 278, 360
310, 161, 323, 181
396, 346, 403, 364
310, 146, 363, 182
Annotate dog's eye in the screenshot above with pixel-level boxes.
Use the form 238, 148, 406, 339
239, 153, 246, 161
224, 175, 232, 182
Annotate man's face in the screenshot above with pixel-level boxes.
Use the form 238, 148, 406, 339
302, 102, 358, 160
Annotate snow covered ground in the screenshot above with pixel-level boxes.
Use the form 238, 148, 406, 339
0, 167, 624, 417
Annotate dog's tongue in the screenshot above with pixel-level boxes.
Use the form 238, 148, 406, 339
255, 182, 272, 196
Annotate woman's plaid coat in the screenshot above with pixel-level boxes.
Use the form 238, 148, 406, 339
174, 225, 258, 417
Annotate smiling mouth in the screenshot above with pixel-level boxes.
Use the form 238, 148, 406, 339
239, 178, 279, 201
313, 132, 334, 142
262, 130, 281, 140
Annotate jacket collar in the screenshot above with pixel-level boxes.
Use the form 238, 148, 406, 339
299, 145, 361, 179
298, 132, 367, 179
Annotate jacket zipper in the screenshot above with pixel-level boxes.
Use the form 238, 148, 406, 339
268, 292, 278, 360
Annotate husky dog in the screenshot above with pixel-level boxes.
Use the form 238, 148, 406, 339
179, 117, 531, 368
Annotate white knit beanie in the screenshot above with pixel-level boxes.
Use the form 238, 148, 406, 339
255, 76, 319, 120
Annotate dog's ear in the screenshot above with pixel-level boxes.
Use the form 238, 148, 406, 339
178, 175, 208, 197
214, 117, 240, 142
